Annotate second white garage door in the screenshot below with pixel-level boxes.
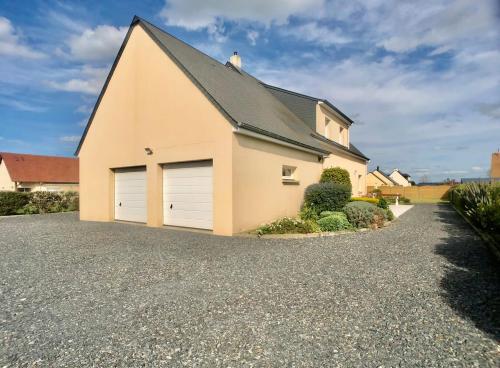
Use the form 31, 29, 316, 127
163, 161, 213, 230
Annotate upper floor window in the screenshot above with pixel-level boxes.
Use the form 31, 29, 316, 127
324, 118, 331, 139
339, 127, 344, 145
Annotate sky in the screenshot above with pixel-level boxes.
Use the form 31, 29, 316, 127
0, 0, 499, 182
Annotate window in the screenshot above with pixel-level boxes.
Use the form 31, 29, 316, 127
17, 187, 31, 192
339, 127, 344, 145
282, 165, 298, 183
324, 118, 331, 139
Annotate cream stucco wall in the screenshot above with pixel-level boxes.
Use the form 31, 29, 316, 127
232, 134, 322, 233
316, 104, 349, 148
78, 25, 234, 235
0, 161, 15, 191
366, 172, 386, 188
323, 151, 367, 196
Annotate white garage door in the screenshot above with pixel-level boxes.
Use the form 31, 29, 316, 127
163, 161, 213, 230
114, 167, 147, 223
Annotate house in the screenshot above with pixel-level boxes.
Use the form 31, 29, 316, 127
491, 151, 500, 178
0, 152, 79, 192
389, 169, 413, 187
76, 16, 369, 235
366, 166, 397, 188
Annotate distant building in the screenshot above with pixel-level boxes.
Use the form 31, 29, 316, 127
491, 152, 500, 178
0, 152, 79, 192
366, 166, 398, 188
389, 169, 413, 187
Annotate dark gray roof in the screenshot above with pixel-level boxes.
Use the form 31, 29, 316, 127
76, 16, 368, 161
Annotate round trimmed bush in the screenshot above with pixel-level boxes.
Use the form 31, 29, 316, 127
320, 167, 351, 189
304, 182, 352, 215
343, 201, 387, 229
317, 212, 351, 232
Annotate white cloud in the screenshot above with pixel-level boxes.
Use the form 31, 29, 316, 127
159, 0, 324, 29
60, 135, 80, 143
282, 22, 351, 46
67, 25, 127, 62
0, 17, 44, 59
48, 65, 107, 95
246, 30, 259, 46
471, 166, 483, 172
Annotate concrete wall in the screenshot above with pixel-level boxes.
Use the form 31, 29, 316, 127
232, 134, 322, 233
78, 25, 234, 235
323, 151, 367, 196
0, 161, 15, 191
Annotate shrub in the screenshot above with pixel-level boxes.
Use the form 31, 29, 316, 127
343, 201, 387, 229
299, 204, 319, 221
0, 191, 30, 216
377, 197, 388, 209
320, 167, 352, 189
304, 182, 352, 215
317, 212, 352, 232
319, 211, 335, 218
257, 217, 320, 235
352, 197, 379, 205
28, 191, 64, 213
384, 208, 395, 221
372, 188, 382, 198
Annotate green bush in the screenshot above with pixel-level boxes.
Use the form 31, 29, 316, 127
451, 183, 500, 236
384, 208, 395, 221
304, 182, 352, 215
299, 204, 319, 221
343, 201, 387, 229
0, 191, 30, 216
0, 191, 79, 216
378, 197, 388, 209
317, 212, 352, 232
257, 217, 320, 235
320, 167, 352, 189
319, 211, 335, 218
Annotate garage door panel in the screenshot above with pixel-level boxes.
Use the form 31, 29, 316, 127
163, 161, 213, 229
115, 168, 147, 223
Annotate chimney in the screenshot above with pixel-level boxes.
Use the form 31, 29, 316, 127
229, 51, 241, 69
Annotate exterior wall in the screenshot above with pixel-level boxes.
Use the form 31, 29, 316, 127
0, 161, 15, 191
17, 183, 79, 192
232, 134, 322, 233
366, 172, 386, 188
78, 25, 234, 235
316, 104, 349, 147
491, 152, 500, 178
323, 151, 367, 196
390, 171, 411, 186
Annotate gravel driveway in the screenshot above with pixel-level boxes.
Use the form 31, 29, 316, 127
1, 204, 498, 367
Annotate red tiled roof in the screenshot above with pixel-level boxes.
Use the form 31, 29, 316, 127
0, 152, 79, 183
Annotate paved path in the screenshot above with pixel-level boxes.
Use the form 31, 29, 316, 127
0, 205, 498, 367
389, 204, 414, 218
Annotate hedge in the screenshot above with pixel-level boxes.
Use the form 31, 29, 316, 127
304, 182, 352, 215
0, 191, 79, 216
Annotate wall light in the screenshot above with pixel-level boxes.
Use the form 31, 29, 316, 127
145, 147, 153, 155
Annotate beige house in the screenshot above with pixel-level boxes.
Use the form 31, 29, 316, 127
77, 16, 369, 235
366, 167, 397, 188
0, 152, 79, 192
389, 169, 413, 187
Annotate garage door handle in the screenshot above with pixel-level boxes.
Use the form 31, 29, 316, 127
170, 204, 173, 209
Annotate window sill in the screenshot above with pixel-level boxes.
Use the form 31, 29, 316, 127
282, 178, 300, 185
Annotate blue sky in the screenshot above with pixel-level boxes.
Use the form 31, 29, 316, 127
0, 0, 499, 182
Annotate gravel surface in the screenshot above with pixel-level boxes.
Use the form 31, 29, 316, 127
1, 205, 498, 367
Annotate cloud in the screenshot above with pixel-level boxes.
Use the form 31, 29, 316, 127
0, 17, 45, 59
281, 22, 351, 46
159, 0, 324, 29
48, 65, 108, 95
246, 30, 259, 46
59, 135, 80, 142
478, 102, 500, 118
0, 96, 46, 112
471, 166, 483, 172
67, 25, 127, 62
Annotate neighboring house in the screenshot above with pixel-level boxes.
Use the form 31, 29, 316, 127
0, 152, 79, 192
389, 169, 413, 187
366, 166, 397, 188
491, 151, 500, 178
77, 16, 369, 235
